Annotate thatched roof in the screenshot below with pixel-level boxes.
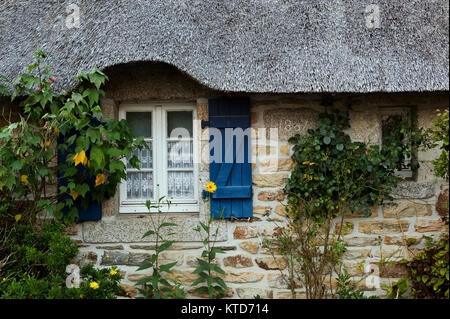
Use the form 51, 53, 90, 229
0, 0, 448, 93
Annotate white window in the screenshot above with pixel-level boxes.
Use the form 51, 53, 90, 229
118, 102, 198, 213
379, 107, 414, 179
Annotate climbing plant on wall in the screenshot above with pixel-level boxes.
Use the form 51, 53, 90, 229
0, 50, 147, 224
264, 109, 425, 299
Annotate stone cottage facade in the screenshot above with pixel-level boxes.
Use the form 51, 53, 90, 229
1, 0, 448, 298
61, 62, 447, 299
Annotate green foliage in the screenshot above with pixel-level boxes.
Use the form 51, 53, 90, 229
0, 221, 122, 299
386, 277, 409, 299
0, 49, 147, 224
286, 110, 406, 221
1, 221, 78, 280
407, 233, 449, 299
64, 264, 123, 299
135, 198, 185, 299
386, 233, 449, 299
264, 109, 425, 299
191, 204, 228, 299
427, 109, 449, 180
336, 269, 378, 299
380, 111, 428, 173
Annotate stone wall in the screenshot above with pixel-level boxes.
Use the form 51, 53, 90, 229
67, 62, 449, 299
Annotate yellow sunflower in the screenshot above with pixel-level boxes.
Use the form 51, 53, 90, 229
205, 181, 217, 193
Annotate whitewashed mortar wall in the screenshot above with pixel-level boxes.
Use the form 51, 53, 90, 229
66, 63, 449, 299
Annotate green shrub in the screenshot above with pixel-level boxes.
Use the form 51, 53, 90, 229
0, 49, 146, 224
1, 221, 78, 280
427, 109, 449, 180
0, 221, 122, 299
64, 264, 123, 299
407, 233, 449, 299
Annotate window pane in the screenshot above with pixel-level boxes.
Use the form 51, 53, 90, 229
126, 172, 153, 199
127, 141, 152, 169
127, 112, 152, 138
168, 171, 194, 199
167, 141, 193, 168
167, 111, 192, 138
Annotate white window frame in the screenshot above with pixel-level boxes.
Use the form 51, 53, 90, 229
118, 101, 199, 213
379, 106, 414, 179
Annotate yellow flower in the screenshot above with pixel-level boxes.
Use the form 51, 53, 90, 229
314, 177, 319, 181
54, 127, 59, 136
95, 173, 106, 187
21, 175, 29, 185
44, 140, 51, 148
70, 190, 79, 201
73, 150, 88, 167
302, 161, 310, 165
110, 269, 117, 276
14, 214, 22, 223
89, 282, 99, 290
205, 181, 217, 193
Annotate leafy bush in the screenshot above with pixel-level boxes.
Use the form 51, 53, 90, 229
0, 221, 122, 299
406, 234, 449, 299
336, 269, 378, 299
265, 109, 423, 299
0, 50, 146, 224
427, 109, 449, 180
65, 264, 123, 299
1, 221, 78, 280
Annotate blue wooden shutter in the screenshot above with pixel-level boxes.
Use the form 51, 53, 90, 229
57, 118, 102, 222
207, 98, 252, 218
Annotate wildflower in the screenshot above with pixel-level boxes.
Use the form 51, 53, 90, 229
24, 152, 29, 157
73, 150, 88, 166
15, 214, 22, 223
302, 161, 310, 165
70, 190, 79, 201
45, 141, 51, 148
54, 127, 60, 136
205, 181, 217, 193
106, 255, 110, 259
50, 77, 55, 83
314, 177, 319, 181
95, 173, 106, 187
44, 121, 48, 127
37, 87, 40, 92
21, 175, 29, 185
110, 269, 117, 276
89, 282, 99, 290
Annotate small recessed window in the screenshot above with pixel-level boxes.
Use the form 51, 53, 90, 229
380, 107, 415, 179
